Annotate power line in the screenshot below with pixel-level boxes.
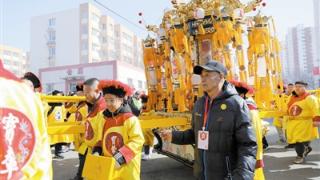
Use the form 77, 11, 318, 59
93, 0, 146, 32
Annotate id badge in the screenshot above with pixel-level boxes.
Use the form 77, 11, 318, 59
198, 130, 209, 150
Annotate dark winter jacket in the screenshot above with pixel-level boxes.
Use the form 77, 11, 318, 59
172, 81, 257, 180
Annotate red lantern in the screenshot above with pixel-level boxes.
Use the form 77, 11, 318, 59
253, 7, 256, 11
138, 12, 142, 16
262, 2, 266, 7
139, 20, 142, 24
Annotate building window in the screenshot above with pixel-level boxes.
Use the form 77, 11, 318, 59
4, 50, 11, 56
48, 31, 56, 41
102, 37, 107, 43
12, 52, 19, 57
102, 24, 106, 30
48, 18, 56, 27
127, 78, 133, 87
138, 80, 142, 89
82, 43, 88, 50
3, 59, 10, 65
91, 13, 100, 23
81, 25, 88, 34
49, 47, 56, 57
92, 29, 100, 36
81, 12, 88, 19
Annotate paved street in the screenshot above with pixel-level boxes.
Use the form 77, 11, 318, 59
53, 125, 320, 180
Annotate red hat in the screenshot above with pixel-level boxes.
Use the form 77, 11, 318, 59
229, 80, 254, 94
99, 80, 133, 98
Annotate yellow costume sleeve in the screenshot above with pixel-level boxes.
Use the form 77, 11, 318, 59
119, 116, 145, 163
306, 95, 320, 117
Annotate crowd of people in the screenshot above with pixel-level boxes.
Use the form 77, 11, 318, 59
1, 58, 319, 180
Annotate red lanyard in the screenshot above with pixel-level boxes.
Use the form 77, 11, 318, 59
203, 97, 210, 129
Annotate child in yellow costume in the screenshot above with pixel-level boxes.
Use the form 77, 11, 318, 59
286, 81, 319, 164
230, 80, 265, 180
89, 80, 145, 180
0, 60, 52, 179
47, 90, 74, 159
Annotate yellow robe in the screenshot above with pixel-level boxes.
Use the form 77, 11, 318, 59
102, 112, 144, 180
67, 102, 88, 151
247, 100, 265, 180
142, 129, 154, 147
78, 97, 106, 154
47, 105, 73, 144
273, 94, 290, 128
0, 65, 52, 179
286, 95, 320, 144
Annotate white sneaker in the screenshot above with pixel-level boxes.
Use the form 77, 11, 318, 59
293, 156, 304, 164
142, 153, 151, 160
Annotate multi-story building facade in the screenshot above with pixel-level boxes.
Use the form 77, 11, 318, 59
0, 44, 28, 77
283, 25, 319, 88
30, 2, 143, 73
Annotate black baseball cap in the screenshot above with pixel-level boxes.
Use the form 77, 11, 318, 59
193, 60, 227, 76
295, 81, 308, 86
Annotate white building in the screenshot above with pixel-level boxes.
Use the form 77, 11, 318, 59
313, 0, 320, 87
0, 44, 28, 77
313, 0, 320, 63
39, 60, 146, 94
30, 2, 143, 74
283, 25, 319, 88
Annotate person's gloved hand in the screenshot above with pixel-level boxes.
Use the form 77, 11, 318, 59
113, 151, 126, 169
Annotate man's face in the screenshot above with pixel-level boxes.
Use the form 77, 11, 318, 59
104, 94, 123, 113
294, 84, 306, 96
200, 70, 222, 92
83, 84, 98, 103
287, 85, 294, 93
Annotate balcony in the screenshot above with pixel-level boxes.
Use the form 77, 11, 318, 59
47, 40, 56, 46
48, 57, 56, 67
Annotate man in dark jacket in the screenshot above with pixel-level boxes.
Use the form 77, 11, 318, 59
161, 60, 257, 180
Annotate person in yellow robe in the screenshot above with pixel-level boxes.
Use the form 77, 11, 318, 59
286, 81, 320, 164
0, 60, 52, 179
72, 78, 107, 180
90, 80, 145, 180
47, 90, 73, 159
230, 80, 265, 180
65, 83, 88, 151
272, 85, 288, 143
139, 94, 155, 160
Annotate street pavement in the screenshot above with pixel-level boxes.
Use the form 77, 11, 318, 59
53, 124, 320, 180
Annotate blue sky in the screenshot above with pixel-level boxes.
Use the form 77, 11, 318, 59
0, 0, 315, 51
